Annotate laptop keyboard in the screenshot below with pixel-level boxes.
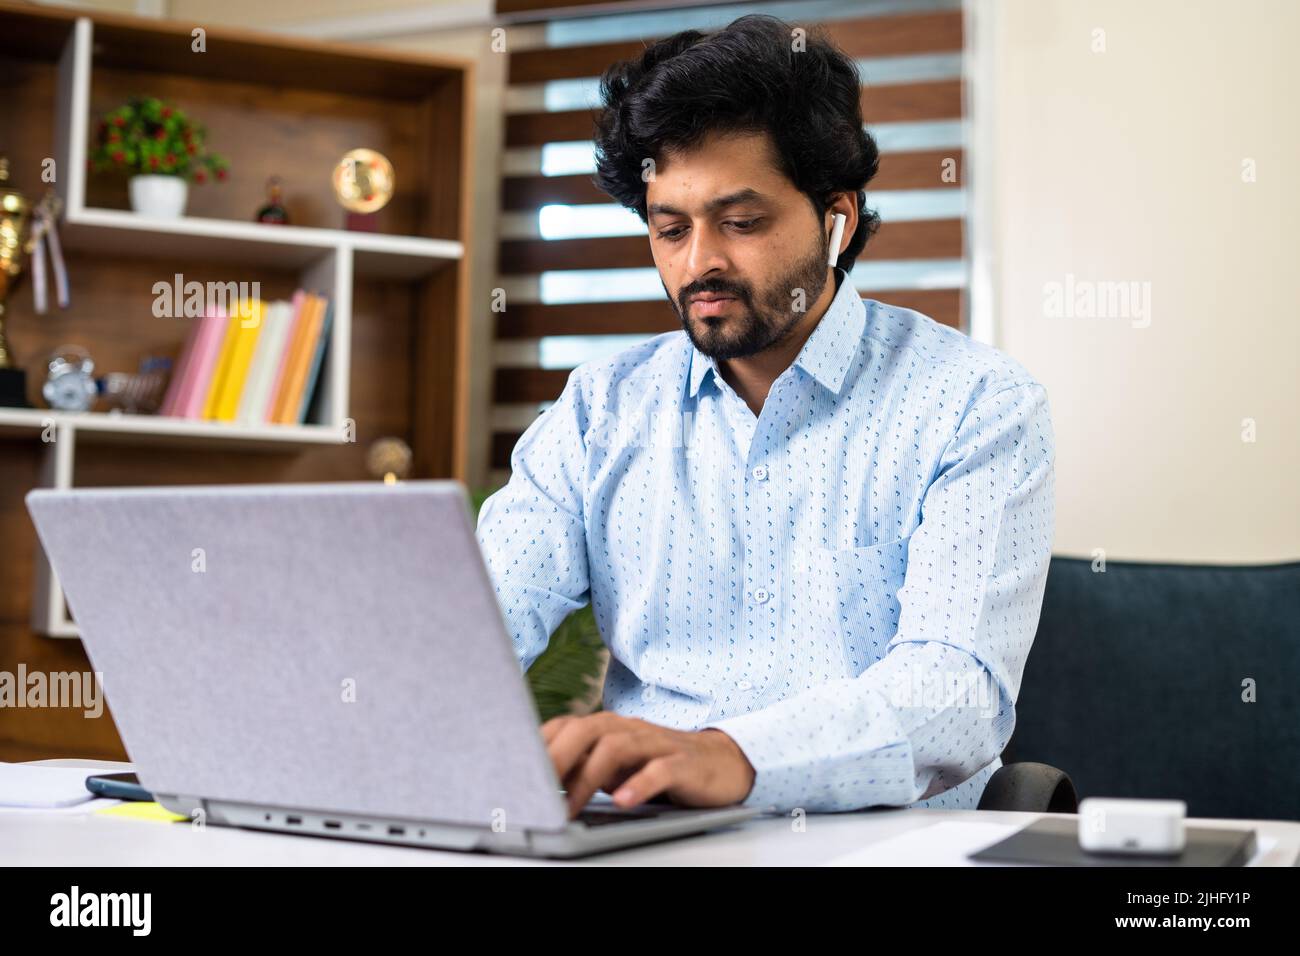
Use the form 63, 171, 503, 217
575, 804, 687, 827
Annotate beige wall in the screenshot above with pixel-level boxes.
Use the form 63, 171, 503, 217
980, 0, 1299, 563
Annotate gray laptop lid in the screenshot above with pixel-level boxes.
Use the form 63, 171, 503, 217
26, 481, 569, 832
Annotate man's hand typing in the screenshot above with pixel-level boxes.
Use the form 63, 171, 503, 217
541, 713, 756, 819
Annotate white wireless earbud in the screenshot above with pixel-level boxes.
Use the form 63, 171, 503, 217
827, 212, 846, 266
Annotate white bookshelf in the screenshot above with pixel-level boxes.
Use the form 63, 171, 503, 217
62, 207, 464, 279
18, 16, 467, 638
0, 407, 350, 448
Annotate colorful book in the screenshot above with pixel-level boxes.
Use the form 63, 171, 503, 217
268, 293, 314, 424
212, 299, 265, 422
273, 294, 324, 424
237, 300, 292, 425
159, 314, 205, 416
172, 309, 228, 419
161, 291, 329, 425
201, 312, 242, 420
295, 297, 333, 424
260, 291, 306, 424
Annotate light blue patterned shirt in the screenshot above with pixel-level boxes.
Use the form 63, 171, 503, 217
476, 267, 1055, 814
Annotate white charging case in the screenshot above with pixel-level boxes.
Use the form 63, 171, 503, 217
1078, 797, 1187, 855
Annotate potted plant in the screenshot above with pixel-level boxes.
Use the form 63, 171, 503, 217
89, 96, 229, 218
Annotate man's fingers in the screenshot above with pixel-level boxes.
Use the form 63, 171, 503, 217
562, 732, 672, 818
561, 748, 646, 808
546, 712, 629, 782
610, 756, 679, 809
540, 715, 576, 746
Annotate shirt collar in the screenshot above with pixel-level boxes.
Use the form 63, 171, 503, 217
686, 266, 864, 398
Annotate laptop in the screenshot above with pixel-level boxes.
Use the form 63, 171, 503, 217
25, 481, 759, 858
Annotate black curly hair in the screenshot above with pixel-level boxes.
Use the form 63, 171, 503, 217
592, 13, 881, 272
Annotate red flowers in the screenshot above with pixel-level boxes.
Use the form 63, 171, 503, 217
89, 97, 229, 184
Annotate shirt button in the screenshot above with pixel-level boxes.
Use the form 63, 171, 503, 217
753, 588, 770, 604
737, 680, 753, 691
751, 465, 768, 481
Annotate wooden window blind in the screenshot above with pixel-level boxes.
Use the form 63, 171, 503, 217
492, 1, 966, 484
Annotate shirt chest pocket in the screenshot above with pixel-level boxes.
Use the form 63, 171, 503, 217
789, 535, 911, 676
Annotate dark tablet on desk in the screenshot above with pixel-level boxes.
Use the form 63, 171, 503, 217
970, 816, 1257, 866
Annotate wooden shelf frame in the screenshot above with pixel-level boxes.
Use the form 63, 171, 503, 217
0, 3, 477, 638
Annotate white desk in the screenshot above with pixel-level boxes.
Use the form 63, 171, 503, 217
5, 759, 1298, 866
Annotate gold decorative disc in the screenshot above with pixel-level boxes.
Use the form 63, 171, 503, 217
332, 149, 394, 214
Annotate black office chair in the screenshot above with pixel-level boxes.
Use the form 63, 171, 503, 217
999, 555, 1300, 821
978, 761, 1078, 813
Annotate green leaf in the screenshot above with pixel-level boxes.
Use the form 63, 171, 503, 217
469, 485, 606, 723
525, 606, 606, 722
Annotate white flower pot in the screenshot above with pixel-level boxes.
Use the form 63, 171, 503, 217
129, 174, 188, 218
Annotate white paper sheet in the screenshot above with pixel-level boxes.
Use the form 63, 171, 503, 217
826, 821, 1019, 866
0, 761, 102, 808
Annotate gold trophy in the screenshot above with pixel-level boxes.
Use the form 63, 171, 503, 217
0, 155, 66, 407
0, 155, 32, 405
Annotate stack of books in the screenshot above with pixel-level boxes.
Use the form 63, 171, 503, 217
159, 291, 332, 425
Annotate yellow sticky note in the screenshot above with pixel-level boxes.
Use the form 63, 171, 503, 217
96, 801, 187, 824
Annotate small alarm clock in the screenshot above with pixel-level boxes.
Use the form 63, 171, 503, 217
43, 345, 99, 412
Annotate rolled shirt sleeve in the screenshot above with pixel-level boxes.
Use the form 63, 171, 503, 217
704, 382, 1056, 812
475, 369, 592, 673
